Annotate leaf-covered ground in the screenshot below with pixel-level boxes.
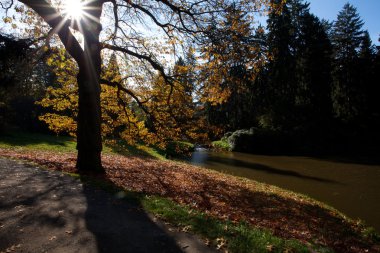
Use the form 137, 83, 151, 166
0, 148, 379, 253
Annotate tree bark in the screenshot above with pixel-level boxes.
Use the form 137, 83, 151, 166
75, 2, 104, 172
76, 67, 103, 172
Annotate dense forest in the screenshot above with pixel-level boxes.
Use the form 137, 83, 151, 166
1, 0, 379, 156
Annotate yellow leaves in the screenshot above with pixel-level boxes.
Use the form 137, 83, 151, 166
216, 237, 227, 250
3, 17, 12, 23
39, 114, 77, 136
15, 5, 25, 13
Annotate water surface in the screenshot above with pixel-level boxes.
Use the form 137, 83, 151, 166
187, 150, 380, 231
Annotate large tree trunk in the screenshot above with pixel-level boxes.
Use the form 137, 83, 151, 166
75, 2, 103, 172
76, 66, 103, 172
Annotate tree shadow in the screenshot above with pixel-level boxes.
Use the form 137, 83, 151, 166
202, 155, 341, 184
81, 183, 184, 253
0, 158, 185, 253
309, 154, 380, 166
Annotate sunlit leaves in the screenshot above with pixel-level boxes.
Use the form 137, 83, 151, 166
37, 47, 208, 146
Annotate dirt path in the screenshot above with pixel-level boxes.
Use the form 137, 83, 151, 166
0, 157, 217, 253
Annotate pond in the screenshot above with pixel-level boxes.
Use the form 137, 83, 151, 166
186, 149, 380, 231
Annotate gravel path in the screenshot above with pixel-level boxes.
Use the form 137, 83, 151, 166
0, 157, 216, 253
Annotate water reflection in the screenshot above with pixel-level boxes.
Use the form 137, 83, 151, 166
187, 149, 380, 231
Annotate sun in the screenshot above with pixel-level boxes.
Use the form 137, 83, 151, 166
64, 0, 84, 20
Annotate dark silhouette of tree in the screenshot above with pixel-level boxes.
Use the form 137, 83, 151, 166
262, 0, 299, 131
254, 0, 333, 135
295, 12, 333, 123
356, 31, 376, 119
0, 34, 53, 132
331, 3, 365, 122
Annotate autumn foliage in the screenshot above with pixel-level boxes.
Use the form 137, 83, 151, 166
37, 48, 209, 146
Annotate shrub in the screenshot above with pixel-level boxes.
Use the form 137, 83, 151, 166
165, 141, 195, 157
211, 140, 231, 151
227, 128, 255, 152
225, 128, 287, 154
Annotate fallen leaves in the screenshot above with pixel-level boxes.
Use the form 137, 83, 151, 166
48, 236, 57, 241
0, 244, 21, 253
216, 237, 226, 250
0, 148, 379, 253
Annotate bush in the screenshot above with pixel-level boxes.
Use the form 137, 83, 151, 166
211, 140, 231, 151
225, 128, 287, 154
226, 128, 254, 152
165, 141, 195, 158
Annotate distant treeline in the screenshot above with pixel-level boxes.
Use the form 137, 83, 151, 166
206, 1, 380, 155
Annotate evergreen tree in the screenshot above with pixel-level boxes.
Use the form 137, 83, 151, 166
263, 0, 297, 131
360, 32, 380, 120
295, 12, 333, 122
331, 3, 365, 121
262, 0, 333, 133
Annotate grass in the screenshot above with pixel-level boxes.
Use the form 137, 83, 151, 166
104, 139, 166, 159
141, 196, 331, 253
0, 132, 77, 152
0, 132, 165, 159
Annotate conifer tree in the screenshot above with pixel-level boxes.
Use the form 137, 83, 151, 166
331, 3, 365, 121
295, 12, 333, 122
359, 32, 378, 120
201, 3, 262, 131
263, 0, 297, 131
262, 0, 333, 132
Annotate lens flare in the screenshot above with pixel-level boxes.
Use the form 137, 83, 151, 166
64, 0, 84, 20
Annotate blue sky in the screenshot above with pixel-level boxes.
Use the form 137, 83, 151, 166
308, 0, 380, 45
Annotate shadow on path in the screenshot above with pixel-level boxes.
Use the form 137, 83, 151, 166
0, 157, 213, 253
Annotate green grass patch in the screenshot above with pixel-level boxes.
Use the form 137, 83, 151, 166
0, 132, 197, 161
0, 132, 77, 152
212, 139, 231, 151
0, 132, 165, 159
141, 196, 332, 253
104, 139, 166, 159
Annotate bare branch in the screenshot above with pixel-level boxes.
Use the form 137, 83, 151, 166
100, 78, 153, 119
100, 42, 171, 82
0, 0, 14, 13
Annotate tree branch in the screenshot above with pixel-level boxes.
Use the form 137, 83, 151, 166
100, 42, 171, 82
100, 78, 150, 115
18, 0, 84, 64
